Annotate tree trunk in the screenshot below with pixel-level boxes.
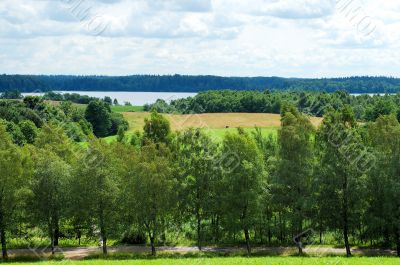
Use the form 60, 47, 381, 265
319, 230, 322, 244
278, 212, 283, 244
1, 223, 7, 260
196, 213, 202, 250
0, 204, 7, 260
215, 215, 220, 243
99, 207, 107, 255
102, 236, 107, 254
395, 229, 400, 257
297, 218, 303, 255
243, 224, 251, 255
77, 229, 81, 246
100, 223, 107, 254
54, 222, 60, 247
150, 236, 156, 256
268, 225, 271, 245
343, 175, 351, 257
49, 226, 55, 255
298, 245, 303, 255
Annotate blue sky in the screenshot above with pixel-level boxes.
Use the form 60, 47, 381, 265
0, 0, 399, 77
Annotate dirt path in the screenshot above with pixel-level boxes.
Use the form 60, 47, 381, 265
8, 246, 397, 260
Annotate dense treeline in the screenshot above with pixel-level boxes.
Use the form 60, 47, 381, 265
150, 90, 400, 121
1, 75, 400, 93
0, 98, 128, 143
0, 108, 399, 260
42, 91, 99, 104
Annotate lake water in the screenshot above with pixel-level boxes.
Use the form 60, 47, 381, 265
22, 91, 197, 106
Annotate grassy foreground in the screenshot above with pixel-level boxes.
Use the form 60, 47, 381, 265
5, 257, 400, 265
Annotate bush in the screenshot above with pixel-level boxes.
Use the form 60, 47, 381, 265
120, 229, 146, 245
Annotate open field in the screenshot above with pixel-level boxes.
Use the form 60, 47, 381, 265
111, 105, 145, 113
103, 112, 323, 142
4, 257, 400, 265
122, 112, 323, 132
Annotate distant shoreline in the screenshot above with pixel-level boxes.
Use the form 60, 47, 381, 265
3, 75, 400, 94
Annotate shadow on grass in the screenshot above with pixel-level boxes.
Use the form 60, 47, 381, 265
0, 254, 63, 263
83, 250, 350, 261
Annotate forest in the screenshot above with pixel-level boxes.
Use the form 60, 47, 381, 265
0, 95, 399, 261
1, 75, 400, 93
148, 90, 400, 122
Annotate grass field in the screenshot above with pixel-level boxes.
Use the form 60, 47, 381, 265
122, 112, 323, 131
111, 105, 145, 113
6, 257, 400, 265
105, 112, 323, 143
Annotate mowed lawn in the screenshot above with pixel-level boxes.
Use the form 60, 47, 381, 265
7, 257, 400, 265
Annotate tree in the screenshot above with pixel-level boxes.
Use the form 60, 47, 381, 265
174, 128, 218, 250
23, 96, 42, 109
34, 124, 77, 246
85, 100, 111, 137
125, 143, 176, 255
0, 125, 25, 260
143, 111, 171, 144
113, 99, 119, 105
315, 106, 367, 256
117, 126, 125, 142
71, 139, 121, 254
35, 123, 76, 163
19, 120, 38, 144
0, 90, 22, 99
110, 113, 129, 136
0, 120, 26, 146
275, 106, 314, 254
221, 129, 265, 254
103, 96, 113, 105
367, 115, 400, 256
30, 149, 71, 255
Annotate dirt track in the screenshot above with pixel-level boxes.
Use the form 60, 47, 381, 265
8, 245, 397, 260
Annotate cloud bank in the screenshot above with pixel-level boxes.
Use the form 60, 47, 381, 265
0, 0, 398, 77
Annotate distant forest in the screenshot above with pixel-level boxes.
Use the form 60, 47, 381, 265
1, 75, 400, 93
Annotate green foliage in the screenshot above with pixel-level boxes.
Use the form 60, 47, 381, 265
0, 90, 22, 99
110, 112, 129, 135
85, 100, 112, 137
274, 106, 315, 253
71, 139, 125, 254
85, 100, 129, 138
123, 143, 176, 255
2, 103, 400, 258
365, 115, 400, 249
221, 130, 266, 253
117, 127, 125, 142
29, 148, 71, 253
0, 124, 26, 259
173, 128, 219, 249
43, 92, 97, 104
315, 107, 367, 256
19, 120, 38, 144
152, 90, 400, 122
0, 119, 26, 146
143, 111, 171, 144
0, 98, 97, 144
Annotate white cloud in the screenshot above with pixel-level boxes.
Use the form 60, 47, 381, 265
0, 0, 398, 77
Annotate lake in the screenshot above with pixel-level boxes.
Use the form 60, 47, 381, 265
22, 91, 197, 106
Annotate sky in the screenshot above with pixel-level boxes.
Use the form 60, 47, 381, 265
0, 0, 399, 77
